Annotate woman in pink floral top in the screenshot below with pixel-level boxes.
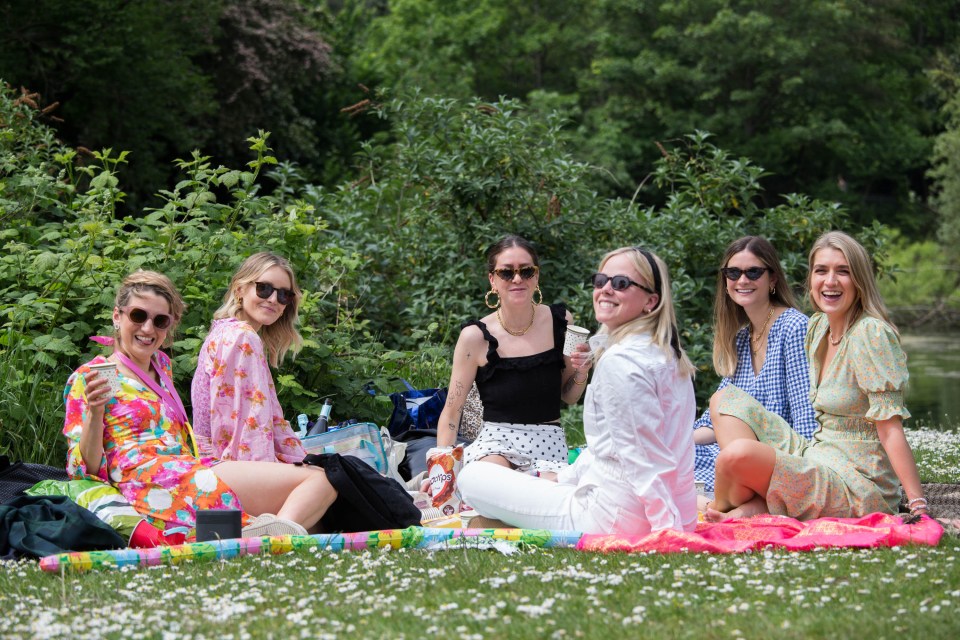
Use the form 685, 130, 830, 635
64, 270, 337, 539
191, 253, 307, 463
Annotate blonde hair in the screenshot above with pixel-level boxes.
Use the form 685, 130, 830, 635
713, 236, 800, 377
807, 231, 898, 337
596, 247, 696, 378
213, 252, 303, 366
114, 270, 185, 348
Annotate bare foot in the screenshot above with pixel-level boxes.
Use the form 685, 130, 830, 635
704, 496, 768, 522
697, 494, 711, 513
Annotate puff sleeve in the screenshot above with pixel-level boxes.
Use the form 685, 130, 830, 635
848, 317, 911, 422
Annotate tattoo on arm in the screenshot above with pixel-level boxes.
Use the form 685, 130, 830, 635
448, 421, 458, 431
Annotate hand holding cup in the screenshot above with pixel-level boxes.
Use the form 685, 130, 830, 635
563, 325, 593, 373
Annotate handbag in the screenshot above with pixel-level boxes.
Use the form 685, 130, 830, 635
300, 422, 389, 475
299, 453, 422, 532
386, 379, 448, 437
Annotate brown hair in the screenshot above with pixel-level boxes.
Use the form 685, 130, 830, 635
114, 270, 185, 348
485, 235, 540, 272
713, 236, 799, 377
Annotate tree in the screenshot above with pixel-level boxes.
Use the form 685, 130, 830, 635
577, 0, 958, 234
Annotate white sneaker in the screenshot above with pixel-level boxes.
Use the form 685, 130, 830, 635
241, 513, 308, 537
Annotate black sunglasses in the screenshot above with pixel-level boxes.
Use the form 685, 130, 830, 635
720, 266, 771, 281
120, 306, 173, 330
255, 282, 295, 305
589, 273, 654, 294
492, 266, 539, 281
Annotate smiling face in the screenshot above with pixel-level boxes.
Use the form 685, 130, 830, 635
724, 250, 775, 312
488, 246, 538, 306
237, 265, 292, 331
810, 247, 858, 321
112, 292, 170, 368
593, 252, 658, 331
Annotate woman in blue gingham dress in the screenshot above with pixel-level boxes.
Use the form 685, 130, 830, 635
693, 237, 816, 492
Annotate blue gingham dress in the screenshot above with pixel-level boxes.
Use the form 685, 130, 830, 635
693, 308, 817, 490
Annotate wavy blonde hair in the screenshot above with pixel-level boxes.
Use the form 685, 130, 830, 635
807, 231, 898, 337
595, 247, 696, 378
713, 236, 799, 377
213, 252, 303, 367
114, 270, 185, 349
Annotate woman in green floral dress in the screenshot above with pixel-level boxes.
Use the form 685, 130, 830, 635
705, 231, 929, 522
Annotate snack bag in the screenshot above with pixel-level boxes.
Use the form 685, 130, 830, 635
426, 445, 464, 516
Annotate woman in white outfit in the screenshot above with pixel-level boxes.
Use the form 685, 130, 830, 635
458, 246, 699, 535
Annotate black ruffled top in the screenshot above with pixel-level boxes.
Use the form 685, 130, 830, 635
462, 303, 567, 424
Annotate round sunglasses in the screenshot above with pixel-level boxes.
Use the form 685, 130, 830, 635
720, 266, 771, 281
491, 266, 539, 281
119, 306, 173, 330
254, 282, 295, 305
589, 273, 654, 294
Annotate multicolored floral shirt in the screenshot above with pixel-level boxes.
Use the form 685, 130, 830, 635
191, 318, 306, 463
63, 352, 243, 536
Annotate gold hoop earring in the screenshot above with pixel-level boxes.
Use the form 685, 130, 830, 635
770, 285, 776, 295
485, 289, 501, 309
533, 286, 543, 306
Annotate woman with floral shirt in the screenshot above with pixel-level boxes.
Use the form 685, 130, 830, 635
191, 252, 306, 463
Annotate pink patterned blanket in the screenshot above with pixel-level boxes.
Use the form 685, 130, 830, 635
578, 513, 943, 554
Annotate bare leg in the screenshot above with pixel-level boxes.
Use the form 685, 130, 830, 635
213, 461, 337, 530
710, 389, 759, 449
709, 439, 776, 518
476, 454, 514, 469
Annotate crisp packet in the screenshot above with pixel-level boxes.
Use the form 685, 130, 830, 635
426, 445, 464, 516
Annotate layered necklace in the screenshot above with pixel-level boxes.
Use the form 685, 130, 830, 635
750, 306, 775, 356
497, 303, 536, 336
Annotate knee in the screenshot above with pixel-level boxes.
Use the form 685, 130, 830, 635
715, 440, 756, 477
709, 386, 732, 418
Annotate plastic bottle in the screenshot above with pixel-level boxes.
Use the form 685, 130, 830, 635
296, 414, 309, 437
306, 398, 333, 436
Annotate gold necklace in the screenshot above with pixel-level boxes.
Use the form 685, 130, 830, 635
497, 304, 536, 336
750, 306, 775, 350
828, 327, 845, 346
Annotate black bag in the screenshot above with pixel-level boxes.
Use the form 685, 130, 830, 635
0, 455, 70, 505
385, 379, 448, 437
300, 453, 421, 532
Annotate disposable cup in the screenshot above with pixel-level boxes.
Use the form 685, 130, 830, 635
563, 325, 591, 356
88, 362, 121, 397
695, 481, 706, 496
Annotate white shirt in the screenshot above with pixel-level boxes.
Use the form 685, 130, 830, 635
557, 333, 698, 534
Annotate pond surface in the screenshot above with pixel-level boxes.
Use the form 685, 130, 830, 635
902, 332, 960, 429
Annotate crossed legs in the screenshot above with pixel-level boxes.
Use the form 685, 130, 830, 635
707, 390, 777, 522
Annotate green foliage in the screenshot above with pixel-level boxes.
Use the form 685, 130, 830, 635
322, 98, 855, 399
0, 85, 444, 464
877, 231, 960, 326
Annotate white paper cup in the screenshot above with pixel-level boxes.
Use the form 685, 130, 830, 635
563, 325, 591, 356
695, 481, 706, 496
88, 362, 121, 397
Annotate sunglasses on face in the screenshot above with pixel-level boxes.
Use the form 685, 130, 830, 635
720, 266, 771, 281
589, 273, 654, 294
254, 282, 295, 305
492, 266, 539, 281
120, 306, 173, 330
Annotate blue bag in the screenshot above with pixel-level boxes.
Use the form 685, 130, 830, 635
386, 379, 448, 437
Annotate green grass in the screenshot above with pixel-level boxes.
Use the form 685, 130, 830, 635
1, 424, 958, 640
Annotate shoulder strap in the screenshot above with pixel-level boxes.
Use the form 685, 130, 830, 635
113, 351, 188, 426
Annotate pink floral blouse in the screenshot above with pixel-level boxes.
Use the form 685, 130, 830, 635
191, 318, 306, 463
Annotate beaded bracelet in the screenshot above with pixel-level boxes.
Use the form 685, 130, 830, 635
907, 497, 928, 508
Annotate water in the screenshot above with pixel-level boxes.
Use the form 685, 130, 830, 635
902, 332, 960, 428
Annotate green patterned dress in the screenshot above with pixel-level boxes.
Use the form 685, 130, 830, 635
717, 313, 909, 520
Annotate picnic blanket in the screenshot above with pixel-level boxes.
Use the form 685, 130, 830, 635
38, 513, 942, 573
578, 513, 943, 553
